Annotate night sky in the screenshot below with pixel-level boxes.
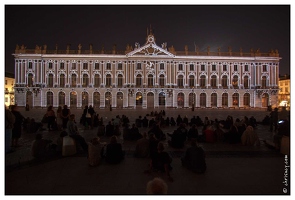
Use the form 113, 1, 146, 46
4, 5, 290, 75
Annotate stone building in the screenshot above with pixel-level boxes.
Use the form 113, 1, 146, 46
4, 72, 15, 107
13, 29, 280, 109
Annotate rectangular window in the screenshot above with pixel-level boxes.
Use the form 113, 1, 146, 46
285, 88, 289, 93
244, 65, 249, 71
71, 63, 76, 70
60, 63, 64, 69
263, 65, 267, 72
83, 63, 88, 70
179, 64, 183, 71
137, 63, 141, 70
212, 65, 216, 71
28, 62, 33, 69
95, 63, 99, 70
223, 65, 227, 71
190, 64, 194, 71
234, 65, 238, 71
118, 63, 123, 70
5, 80, 7, 85
49, 63, 53, 69
160, 63, 165, 70
201, 65, 205, 71
5, 97, 8, 102
106, 63, 111, 70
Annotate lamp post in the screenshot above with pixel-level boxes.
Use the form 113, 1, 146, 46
192, 87, 195, 111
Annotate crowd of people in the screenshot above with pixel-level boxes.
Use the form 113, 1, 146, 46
5, 104, 290, 189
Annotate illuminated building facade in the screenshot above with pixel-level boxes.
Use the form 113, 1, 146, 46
278, 75, 290, 107
5, 72, 15, 107
13, 29, 280, 109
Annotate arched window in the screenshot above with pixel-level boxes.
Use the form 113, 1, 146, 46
232, 93, 239, 106
222, 93, 228, 107
70, 91, 77, 107
189, 93, 196, 107
159, 92, 165, 106
106, 74, 112, 87
47, 91, 53, 106
159, 74, 165, 87
47, 74, 54, 87
94, 74, 101, 87
243, 93, 250, 107
58, 92, 65, 106
105, 92, 112, 107
262, 76, 267, 88
117, 74, 123, 88
211, 75, 217, 88
232, 75, 239, 89
177, 93, 184, 107
222, 75, 228, 88
189, 75, 195, 88
200, 93, 206, 107
93, 92, 100, 108
136, 74, 142, 87
211, 93, 217, 107
200, 75, 206, 88
27, 73, 34, 87
177, 75, 184, 88
136, 92, 143, 106
148, 74, 153, 87
244, 76, 249, 89
82, 92, 88, 107
59, 74, 65, 87
71, 74, 77, 87
82, 74, 89, 87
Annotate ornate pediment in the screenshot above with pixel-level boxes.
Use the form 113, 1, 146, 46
127, 35, 175, 57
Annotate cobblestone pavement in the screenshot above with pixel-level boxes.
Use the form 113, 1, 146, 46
5, 107, 289, 195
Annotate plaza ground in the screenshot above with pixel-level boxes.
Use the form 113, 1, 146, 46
4, 107, 290, 195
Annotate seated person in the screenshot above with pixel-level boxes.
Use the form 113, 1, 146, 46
134, 132, 150, 158
105, 121, 114, 137
181, 140, 206, 173
168, 123, 187, 148
145, 142, 173, 182
187, 124, 199, 140
135, 116, 142, 128
146, 177, 168, 194
105, 136, 125, 164
31, 133, 55, 159
88, 137, 104, 166
67, 114, 88, 152
128, 124, 142, 141
204, 125, 216, 143
241, 125, 260, 146
148, 124, 166, 141
56, 131, 68, 153
29, 118, 44, 133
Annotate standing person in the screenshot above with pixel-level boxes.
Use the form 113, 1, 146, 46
88, 105, 95, 129
46, 106, 56, 131
11, 105, 25, 147
61, 105, 71, 130
56, 106, 63, 130
270, 107, 279, 131
5, 105, 15, 153
67, 114, 88, 152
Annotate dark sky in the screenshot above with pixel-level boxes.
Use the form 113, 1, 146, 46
5, 5, 290, 75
